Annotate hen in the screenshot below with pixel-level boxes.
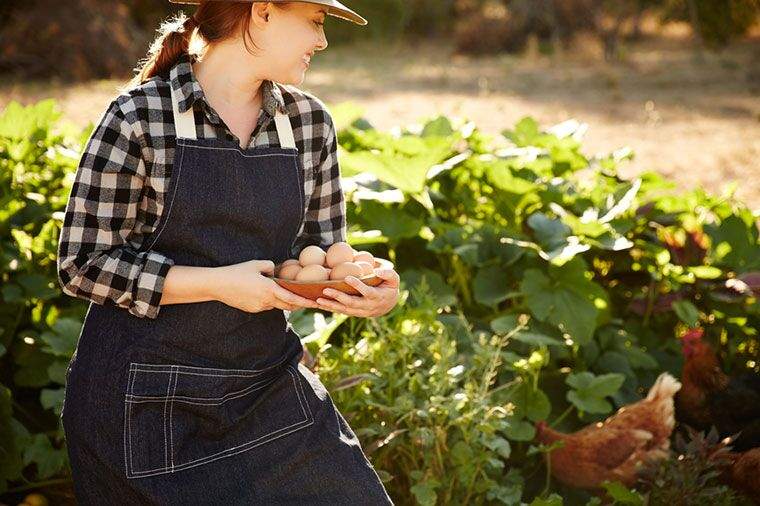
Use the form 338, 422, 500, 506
535, 372, 681, 489
676, 328, 760, 452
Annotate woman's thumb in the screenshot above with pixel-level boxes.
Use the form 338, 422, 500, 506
375, 269, 399, 286
254, 260, 275, 274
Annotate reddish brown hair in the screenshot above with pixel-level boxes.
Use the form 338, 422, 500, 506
121, 1, 294, 92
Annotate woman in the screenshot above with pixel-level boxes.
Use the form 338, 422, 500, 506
56, 1, 398, 503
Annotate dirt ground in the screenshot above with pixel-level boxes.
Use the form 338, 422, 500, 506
2, 30, 759, 208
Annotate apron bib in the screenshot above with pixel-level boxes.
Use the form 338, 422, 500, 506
61, 80, 393, 505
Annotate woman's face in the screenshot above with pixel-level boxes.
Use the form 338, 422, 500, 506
248, 2, 328, 85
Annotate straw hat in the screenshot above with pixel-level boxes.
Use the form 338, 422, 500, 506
167, 0, 367, 26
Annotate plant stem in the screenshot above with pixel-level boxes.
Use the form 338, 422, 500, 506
550, 405, 574, 428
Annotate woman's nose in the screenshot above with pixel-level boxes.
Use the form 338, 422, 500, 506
316, 30, 328, 51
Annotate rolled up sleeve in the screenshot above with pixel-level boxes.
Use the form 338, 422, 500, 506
292, 111, 347, 255
57, 99, 174, 319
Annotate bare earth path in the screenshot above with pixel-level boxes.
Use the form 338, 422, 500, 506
2, 35, 758, 208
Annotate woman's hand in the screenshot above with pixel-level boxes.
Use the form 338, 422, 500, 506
315, 269, 400, 317
214, 259, 318, 313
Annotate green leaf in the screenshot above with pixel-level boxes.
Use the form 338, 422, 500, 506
357, 200, 423, 240
512, 332, 563, 347
22, 434, 67, 479
39, 317, 82, 357
47, 360, 69, 385
567, 390, 611, 413
1, 284, 24, 304
530, 493, 564, 506
421, 116, 454, 137
528, 212, 571, 250
16, 273, 59, 300
490, 314, 520, 334
503, 418, 536, 441
410, 480, 439, 506
521, 266, 599, 345
601, 481, 644, 505
401, 268, 457, 307
672, 300, 700, 327
473, 265, 511, 307
485, 159, 537, 194
566, 372, 625, 414
40, 388, 65, 416
484, 436, 512, 459
512, 383, 551, 422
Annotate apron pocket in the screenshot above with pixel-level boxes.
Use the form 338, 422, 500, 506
124, 362, 313, 479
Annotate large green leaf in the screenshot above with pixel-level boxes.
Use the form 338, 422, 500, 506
565, 371, 625, 414
520, 266, 600, 345
473, 264, 512, 307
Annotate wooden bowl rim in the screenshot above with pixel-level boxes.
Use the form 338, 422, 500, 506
272, 257, 393, 285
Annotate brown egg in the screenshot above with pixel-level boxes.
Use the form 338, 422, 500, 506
355, 261, 375, 276
326, 242, 355, 268
353, 251, 375, 266
299, 245, 326, 266
295, 264, 330, 282
278, 263, 302, 280
329, 262, 365, 281
275, 259, 300, 276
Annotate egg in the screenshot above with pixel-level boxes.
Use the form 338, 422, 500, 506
355, 261, 375, 276
275, 258, 300, 276
329, 262, 365, 281
299, 245, 327, 266
353, 251, 375, 266
278, 263, 302, 280
295, 264, 330, 282
326, 242, 355, 268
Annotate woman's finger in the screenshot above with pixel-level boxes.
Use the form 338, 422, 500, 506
342, 276, 375, 298
315, 297, 366, 316
273, 285, 317, 308
321, 287, 367, 308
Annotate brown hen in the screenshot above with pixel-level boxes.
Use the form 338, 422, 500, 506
535, 372, 681, 489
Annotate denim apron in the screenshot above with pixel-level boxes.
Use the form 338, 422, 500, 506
61, 82, 393, 505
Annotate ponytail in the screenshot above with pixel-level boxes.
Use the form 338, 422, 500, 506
120, 12, 199, 93
119, 1, 297, 95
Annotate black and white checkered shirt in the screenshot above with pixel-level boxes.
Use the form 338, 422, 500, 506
57, 51, 346, 319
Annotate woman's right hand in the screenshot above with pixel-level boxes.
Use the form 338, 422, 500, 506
214, 259, 318, 313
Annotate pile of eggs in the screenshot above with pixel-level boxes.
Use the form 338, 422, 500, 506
275, 242, 376, 282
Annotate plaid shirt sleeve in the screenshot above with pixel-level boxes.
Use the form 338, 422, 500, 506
57, 99, 174, 319
292, 110, 347, 253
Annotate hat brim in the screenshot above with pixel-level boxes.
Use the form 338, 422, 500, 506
167, 0, 367, 26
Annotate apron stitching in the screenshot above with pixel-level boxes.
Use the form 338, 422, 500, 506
169, 365, 178, 471
126, 366, 137, 477
175, 141, 298, 158
162, 368, 172, 470
125, 375, 278, 405
144, 141, 187, 251
291, 364, 314, 421
129, 353, 292, 376
123, 367, 136, 478
126, 367, 313, 478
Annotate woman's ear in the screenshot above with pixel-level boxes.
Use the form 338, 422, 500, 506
250, 2, 270, 26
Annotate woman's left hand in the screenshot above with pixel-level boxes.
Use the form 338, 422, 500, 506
315, 269, 400, 317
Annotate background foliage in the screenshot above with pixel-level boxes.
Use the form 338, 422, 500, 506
1, 97, 758, 503
1, 0, 757, 79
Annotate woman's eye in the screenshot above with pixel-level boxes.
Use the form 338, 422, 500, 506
314, 21, 324, 27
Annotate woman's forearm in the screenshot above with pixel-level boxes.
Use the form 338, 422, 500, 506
159, 265, 222, 305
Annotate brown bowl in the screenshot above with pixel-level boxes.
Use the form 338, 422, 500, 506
269, 258, 394, 300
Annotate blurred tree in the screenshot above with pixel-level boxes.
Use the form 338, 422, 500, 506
0, 0, 144, 80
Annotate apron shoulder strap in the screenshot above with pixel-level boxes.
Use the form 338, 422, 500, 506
170, 82, 198, 140
171, 77, 295, 149
273, 110, 296, 149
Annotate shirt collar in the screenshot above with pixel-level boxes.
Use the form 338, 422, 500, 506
168, 52, 286, 117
